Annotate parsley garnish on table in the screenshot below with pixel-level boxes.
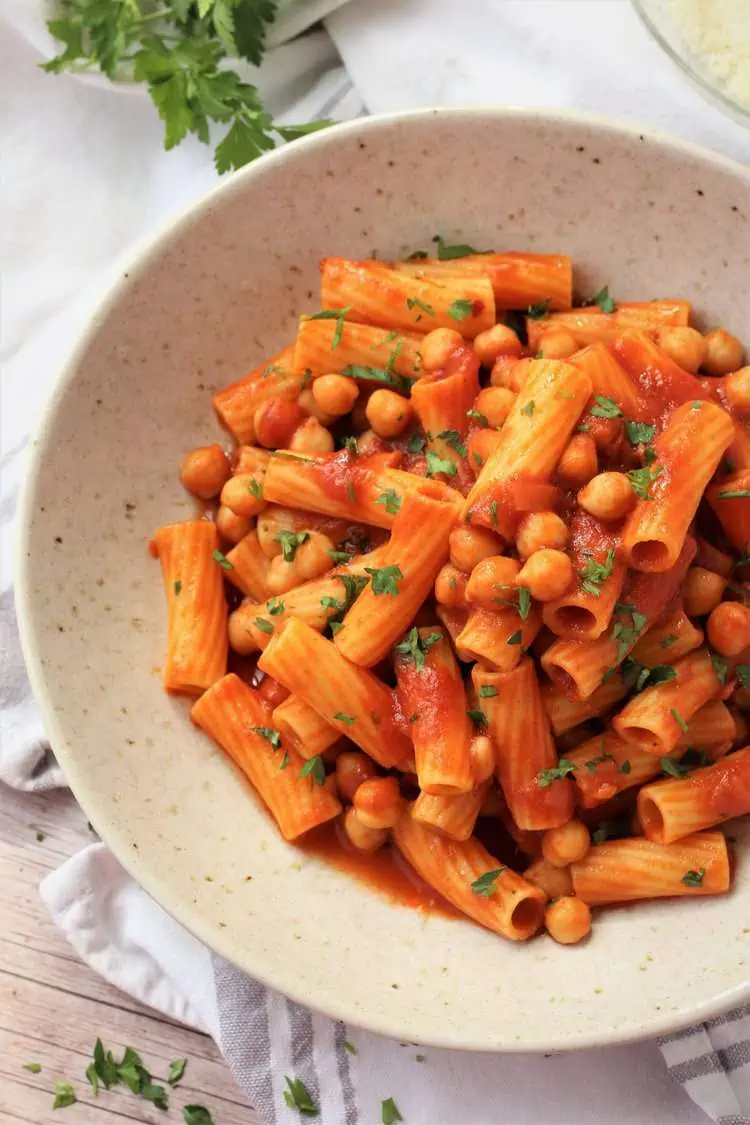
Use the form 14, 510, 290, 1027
41, 0, 332, 172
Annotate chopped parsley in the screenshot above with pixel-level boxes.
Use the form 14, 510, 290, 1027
625, 420, 656, 446
283, 1076, 318, 1115
737, 665, 750, 687
470, 868, 506, 896
343, 1039, 357, 1056
168, 1058, 188, 1086
406, 296, 436, 317
381, 1097, 404, 1125
394, 627, 442, 671
517, 586, 532, 621
507, 629, 523, 645
275, 530, 309, 562
248, 477, 264, 500
711, 652, 729, 684
537, 759, 576, 787
250, 726, 281, 749
254, 617, 274, 635
661, 634, 678, 649
619, 760, 632, 774
671, 707, 689, 733
467, 709, 488, 727
309, 306, 352, 349
340, 364, 413, 394
183, 1110, 215, 1125
433, 235, 491, 260
627, 464, 663, 500
346, 481, 356, 504
584, 750, 616, 774
527, 298, 551, 319
717, 489, 750, 500
438, 429, 468, 456
593, 285, 617, 313
53, 1083, 77, 1109
681, 748, 710, 768
590, 395, 622, 419
376, 489, 402, 515
489, 500, 499, 528
173, 580, 182, 596
521, 400, 536, 417
661, 757, 690, 779
611, 603, 648, 660
212, 549, 234, 571
425, 450, 458, 477
299, 756, 326, 785
342, 435, 359, 458
406, 431, 426, 453
580, 549, 616, 596
681, 868, 705, 887
592, 818, 629, 845
467, 408, 489, 426
328, 549, 352, 564
364, 565, 403, 596
267, 597, 285, 616
278, 752, 290, 771
23, 1062, 42, 1073
478, 685, 497, 698
448, 298, 474, 320
334, 712, 355, 725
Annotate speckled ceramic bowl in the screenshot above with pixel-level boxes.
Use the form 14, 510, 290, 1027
17, 108, 750, 1051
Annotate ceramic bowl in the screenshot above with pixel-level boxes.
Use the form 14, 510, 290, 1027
17, 108, 750, 1051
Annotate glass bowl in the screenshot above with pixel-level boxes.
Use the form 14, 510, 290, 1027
632, 0, 750, 126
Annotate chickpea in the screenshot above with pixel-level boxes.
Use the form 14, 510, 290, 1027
466, 555, 521, 609
469, 735, 495, 784
220, 472, 266, 519
542, 819, 590, 867
517, 549, 572, 602
215, 505, 252, 544
657, 326, 707, 374
703, 328, 745, 376
353, 776, 402, 830
556, 434, 598, 488
508, 358, 534, 392
490, 355, 521, 389
298, 388, 336, 427
537, 328, 579, 360
724, 367, 750, 413
707, 601, 750, 657
234, 445, 271, 475
467, 428, 502, 474
545, 896, 592, 944
578, 471, 635, 521
179, 444, 230, 499
227, 606, 260, 654
420, 327, 464, 372
343, 806, 388, 852
682, 567, 728, 617
257, 675, 289, 709
365, 389, 414, 439
434, 563, 468, 607
516, 511, 568, 559
523, 858, 573, 901
289, 416, 335, 455
449, 526, 503, 574
474, 324, 523, 365
335, 751, 378, 802
312, 373, 359, 417
254, 396, 307, 448
266, 531, 334, 594
474, 386, 516, 428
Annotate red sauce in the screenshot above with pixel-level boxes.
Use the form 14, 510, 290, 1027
296, 821, 460, 918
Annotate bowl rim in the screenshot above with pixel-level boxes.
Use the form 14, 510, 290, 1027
16, 104, 750, 1052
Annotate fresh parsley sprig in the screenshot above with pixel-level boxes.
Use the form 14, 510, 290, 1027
42, 0, 332, 173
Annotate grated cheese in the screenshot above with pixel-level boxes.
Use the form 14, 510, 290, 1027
669, 0, 750, 111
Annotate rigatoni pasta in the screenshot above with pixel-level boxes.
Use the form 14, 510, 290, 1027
152, 241, 750, 949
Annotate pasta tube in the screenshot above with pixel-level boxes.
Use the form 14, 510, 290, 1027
571, 832, 730, 904
638, 746, 750, 843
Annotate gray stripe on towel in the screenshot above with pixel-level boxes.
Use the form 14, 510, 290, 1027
287, 998, 321, 1110
334, 1021, 358, 1125
668, 1042, 750, 1084
212, 955, 277, 1125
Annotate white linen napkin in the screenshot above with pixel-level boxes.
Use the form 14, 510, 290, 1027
3, 1, 750, 1122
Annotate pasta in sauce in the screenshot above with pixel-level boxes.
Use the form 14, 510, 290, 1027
150, 245, 750, 946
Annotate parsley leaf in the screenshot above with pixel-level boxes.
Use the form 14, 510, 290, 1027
212, 548, 234, 570
737, 664, 750, 687
507, 629, 523, 645
406, 297, 435, 317
537, 759, 576, 786
467, 409, 489, 426
579, 549, 616, 596
470, 868, 506, 896
168, 1058, 188, 1086
53, 1082, 77, 1109
590, 395, 622, 419
627, 464, 663, 500
364, 565, 403, 595
527, 299, 551, 319
489, 499, 499, 528
625, 420, 656, 446
521, 400, 536, 417
394, 627, 442, 671
433, 235, 491, 260
517, 586, 532, 621
646, 664, 678, 687
343, 1040, 357, 1056
250, 726, 281, 749
183, 1108, 215, 1125
717, 489, 750, 500
283, 1076, 318, 1115
467, 709, 487, 727
478, 685, 498, 698
275, 530, 309, 562
448, 298, 474, 320
299, 756, 326, 785
340, 364, 413, 393
329, 549, 352, 564
661, 757, 690, 779
681, 868, 705, 887
585, 750, 615, 774
334, 711, 355, 725
661, 633, 678, 649
593, 285, 617, 313
406, 430, 426, 453
425, 450, 458, 477
376, 489, 402, 515
309, 306, 351, 349
711, 652, 728, 684
255, 616, 274, 635
174, 579, 182, 595
592, 817, 629, 845
267, 597, 285, 616
382, 1097, 404, 1125
437, 429, 468, 456
23, 1063, 42, 1073
671, 707, 689, 733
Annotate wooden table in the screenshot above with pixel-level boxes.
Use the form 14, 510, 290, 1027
0, 782, 261, 1124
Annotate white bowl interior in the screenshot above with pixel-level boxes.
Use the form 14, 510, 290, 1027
18, 109, 750, 1050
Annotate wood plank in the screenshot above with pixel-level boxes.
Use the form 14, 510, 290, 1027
0, 781, 260, 1124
